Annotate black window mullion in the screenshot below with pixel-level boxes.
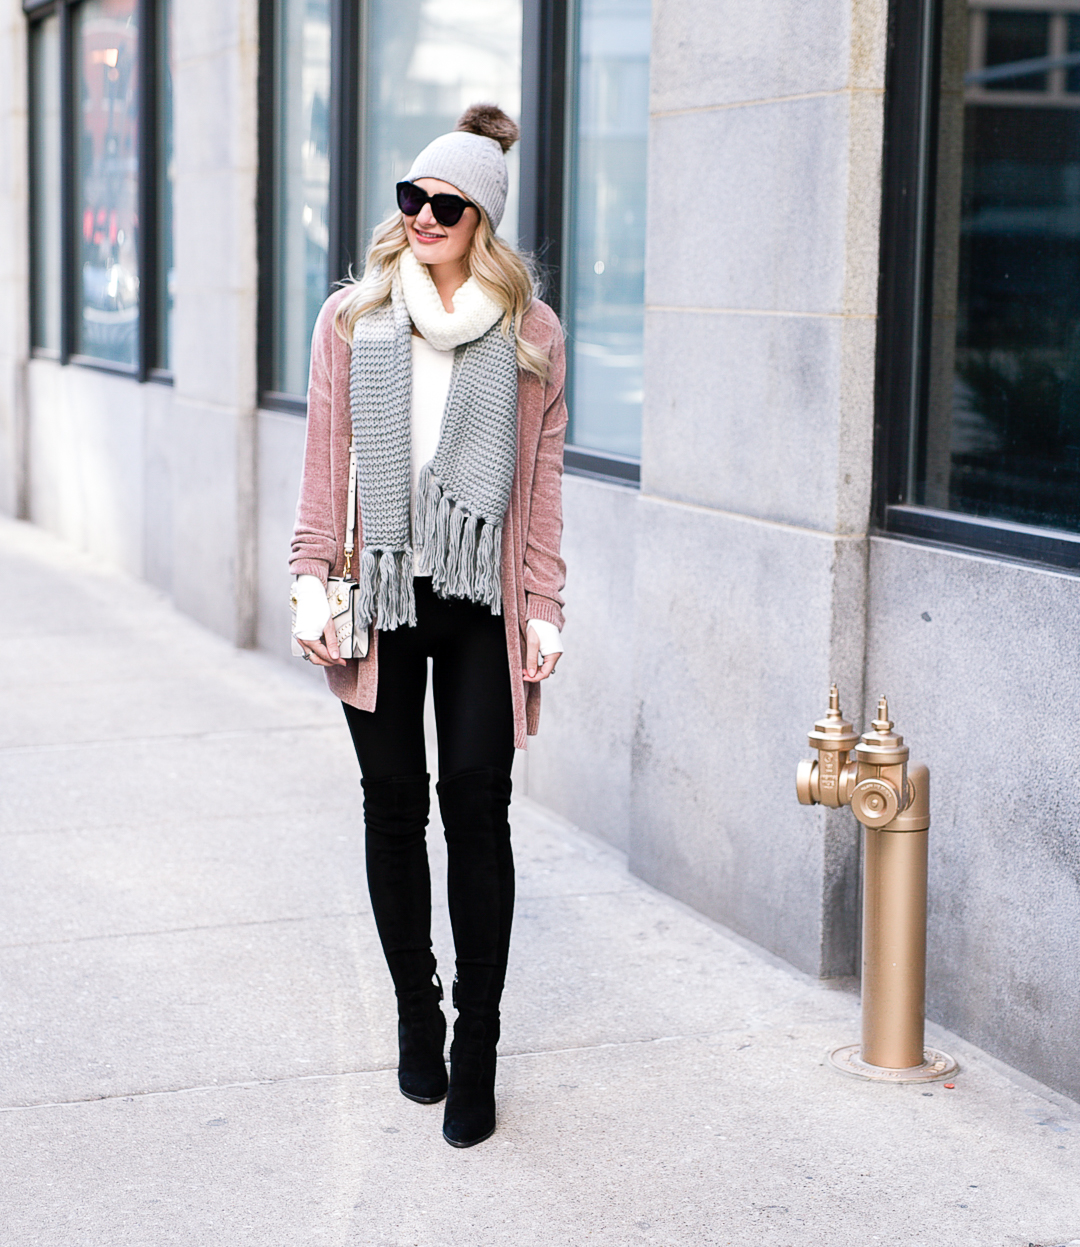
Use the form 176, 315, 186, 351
258, 0, 341, 408
136, 0, 157, 383
522, 0, 643, 486
873, 0, 941, 529
519, 0, 568, 313
58, 0, 75, 365
27, 6, 55, 355
328, 0, 359, 286
255, 0, 275, 405
885, 505, 1080, 573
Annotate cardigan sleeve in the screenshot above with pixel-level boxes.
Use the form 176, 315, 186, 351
289, 299, 339, 585
522, 324, 568, 631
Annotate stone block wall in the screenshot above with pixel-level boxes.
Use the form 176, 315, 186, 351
866, 539, 1080, 1101
531, 0, 889, 979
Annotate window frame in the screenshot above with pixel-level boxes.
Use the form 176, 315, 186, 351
25, 0, 173, 383
256, 0, 356, 416
27, 6, 64, 358
874, 0, 1080, 573
256, 0, 643, 487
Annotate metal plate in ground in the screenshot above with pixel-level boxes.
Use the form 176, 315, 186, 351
828, 1043, 960, 1083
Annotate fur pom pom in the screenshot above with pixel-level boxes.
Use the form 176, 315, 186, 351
455, 103, 520, 153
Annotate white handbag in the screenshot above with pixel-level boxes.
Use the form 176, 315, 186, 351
290, 439, 370, 660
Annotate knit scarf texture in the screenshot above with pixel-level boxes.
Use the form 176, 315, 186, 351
349, 264, 519, 632
398, 248, 503, 348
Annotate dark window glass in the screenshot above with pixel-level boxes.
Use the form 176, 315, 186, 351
1067, 14, 1080, 94
983, 10, 1049, 92
917, 1, 1080, 533
360, 0, 522, 245
30, 14, 62, 353
564, 0, 650, 460
156, 0, 174, 370
74, 0, 140, 367
269, 0, 331, 397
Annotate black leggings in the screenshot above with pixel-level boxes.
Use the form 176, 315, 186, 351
342, 577, 515, 780
344, 579, 516, 1008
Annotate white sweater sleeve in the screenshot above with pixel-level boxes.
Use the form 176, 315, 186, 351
292, 574, 331, 640
527, 617, 563, 657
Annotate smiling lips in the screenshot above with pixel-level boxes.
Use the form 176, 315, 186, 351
413, 226, 445, 243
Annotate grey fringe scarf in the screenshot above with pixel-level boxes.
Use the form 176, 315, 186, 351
349, 284, 519, 631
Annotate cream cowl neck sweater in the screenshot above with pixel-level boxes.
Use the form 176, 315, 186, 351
292, 270, 562, 660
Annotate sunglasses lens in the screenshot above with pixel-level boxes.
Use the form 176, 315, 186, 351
396, 182, 427, 216
430, 195, 467, 227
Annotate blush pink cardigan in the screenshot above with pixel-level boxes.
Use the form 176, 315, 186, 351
289, 288, 567, 750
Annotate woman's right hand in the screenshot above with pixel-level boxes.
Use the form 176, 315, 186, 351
297, 617, 346, 666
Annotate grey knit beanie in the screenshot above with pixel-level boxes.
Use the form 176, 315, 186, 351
405, 104, 520, 230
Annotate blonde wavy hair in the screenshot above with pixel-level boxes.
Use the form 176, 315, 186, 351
333, 209, 551, 381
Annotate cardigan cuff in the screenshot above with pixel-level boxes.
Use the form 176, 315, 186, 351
524, 593, 564, 632
289, 558, 330, 586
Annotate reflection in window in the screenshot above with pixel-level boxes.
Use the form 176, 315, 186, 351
30, 15, 62, 354
983, 10, 1049, 92
270, 0, 331, 397
75, 0, 140, 367
920, 2, 1080, 531
156, 0, 175, 371
361, 0, 522, 244
564, 0, 650, 460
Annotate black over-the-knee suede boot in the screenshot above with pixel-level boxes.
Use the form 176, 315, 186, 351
362, 774, 448, 1105
437, 767, 514, 1147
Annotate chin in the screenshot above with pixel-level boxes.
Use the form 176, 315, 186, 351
409, 239, 444, 262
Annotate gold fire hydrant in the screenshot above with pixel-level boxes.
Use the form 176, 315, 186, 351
797, 686, 958, 1082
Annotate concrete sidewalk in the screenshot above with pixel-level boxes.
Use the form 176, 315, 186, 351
0, 516, 1077, 1247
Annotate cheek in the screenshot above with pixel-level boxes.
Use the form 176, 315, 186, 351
451, 219, 479, 260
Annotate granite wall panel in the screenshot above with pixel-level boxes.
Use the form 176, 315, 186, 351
526, 476, 637, 851
866, 537, 1080, 1101
628, 496, 865, 975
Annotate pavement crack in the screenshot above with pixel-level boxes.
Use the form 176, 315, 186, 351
0, 1033, 716, 1113
0, 723, 340, 757
0, 911, 369, 951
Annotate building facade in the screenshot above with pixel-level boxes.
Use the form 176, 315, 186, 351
2, 0, 1078, 1101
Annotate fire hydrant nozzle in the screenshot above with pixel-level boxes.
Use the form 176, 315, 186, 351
796, 686, 957, 1084
796, 683, 859, 808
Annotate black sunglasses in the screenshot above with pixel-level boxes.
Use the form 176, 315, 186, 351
396, 181, 476, 227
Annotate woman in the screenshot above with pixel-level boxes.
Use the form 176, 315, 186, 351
288, 104, 566, 1149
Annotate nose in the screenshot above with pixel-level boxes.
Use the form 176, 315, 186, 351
415, 203, 441, 231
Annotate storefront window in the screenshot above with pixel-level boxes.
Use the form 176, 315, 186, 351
74, 0, 140, 368
360, 0, 523, 245
564, 0, 650, 461
30, 14, 62, 354
269, 0, 331, 397
918, 1, 1080, 533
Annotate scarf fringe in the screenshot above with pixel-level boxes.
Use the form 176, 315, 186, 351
417, 464, 502, 615
356, 545, 417, 631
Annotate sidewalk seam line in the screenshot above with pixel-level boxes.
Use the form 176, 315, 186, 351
0, 911, 371, 950
0, 1033, 713, 1114
0, 890, 638, 951
0, 723, 339, 756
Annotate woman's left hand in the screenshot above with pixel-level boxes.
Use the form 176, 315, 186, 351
523, 625, 561, 683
